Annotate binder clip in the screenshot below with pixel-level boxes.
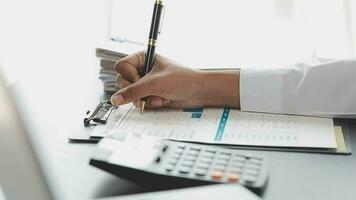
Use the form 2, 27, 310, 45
84, 100, 117, 127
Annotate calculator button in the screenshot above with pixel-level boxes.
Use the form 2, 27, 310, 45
213, 165, 226, 171
217, 155, 230, 161
202, 151, 215, 156
165, 165, 175, 172
171, 154, 181, 160
201, 152, 215, 158
169, 160, 178, 165
197, 162, 211, 168
194, 169, 208, 176
195, 172, 207, 177
184, 155, 197, 162
250, 157, 262, 161
199, 157, 213, 164
229, 165, 243, 172
220, 151, 232, 156
181, 161, 194, 168
196, 164, 210, 170
189, 147, 202, 151
227, 173, 240, 183
245, 164, 260, 171
228, 168, 242, 174
233, 156, 247, 162
231, 159, 244, 164
211, 171, 224, 180
175, 148, 185, 154
187, 151, 199, 157
230, 162, 244, 169
179, 167, 191, 174
243, 175, 258, 183
205, 148, 217, 153
245, 169, 259, 176
215, 160, 229, 166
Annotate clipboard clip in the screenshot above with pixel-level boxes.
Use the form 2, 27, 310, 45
84, 100, 117, 127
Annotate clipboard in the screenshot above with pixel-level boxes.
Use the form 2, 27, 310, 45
71, 101, 352, 155
218, 119, 352, 155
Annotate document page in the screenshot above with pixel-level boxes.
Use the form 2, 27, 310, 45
91, 105, 336, 148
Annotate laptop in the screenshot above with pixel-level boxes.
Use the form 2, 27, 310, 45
0, 70, 53, 199
0, 69, 260, 200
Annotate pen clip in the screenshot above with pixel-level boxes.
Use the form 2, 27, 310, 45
158, 5, 165, 35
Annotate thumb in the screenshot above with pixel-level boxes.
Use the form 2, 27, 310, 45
110, 79, 155, 105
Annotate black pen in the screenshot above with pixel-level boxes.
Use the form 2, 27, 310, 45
140, 0, 164, 113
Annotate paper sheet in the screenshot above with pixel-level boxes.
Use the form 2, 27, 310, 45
90, 105, 336, 148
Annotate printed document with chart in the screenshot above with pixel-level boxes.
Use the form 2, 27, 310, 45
91, 104, 337, 148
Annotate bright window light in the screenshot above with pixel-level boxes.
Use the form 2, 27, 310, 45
110, 0, 355, 68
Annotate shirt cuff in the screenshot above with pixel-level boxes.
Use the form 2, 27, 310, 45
240, 68, 287, 113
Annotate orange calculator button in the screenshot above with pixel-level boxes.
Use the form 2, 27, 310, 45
211, 171, 224, 180
227, 173, 240, 183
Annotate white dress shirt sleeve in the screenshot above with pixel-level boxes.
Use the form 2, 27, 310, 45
240, 58, 356, 118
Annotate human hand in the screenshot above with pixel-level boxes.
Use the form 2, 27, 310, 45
110, 52, 240, 109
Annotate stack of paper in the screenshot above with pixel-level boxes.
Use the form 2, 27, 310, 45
96, 46, 126, 92
98, 59, 118, 92
95, 41, 141, 92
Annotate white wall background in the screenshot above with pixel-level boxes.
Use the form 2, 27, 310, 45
111, 0, 356, 68
1, 0, 355, 77
0, 0, 110, 83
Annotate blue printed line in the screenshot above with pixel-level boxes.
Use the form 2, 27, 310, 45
183, 108, 204, 119
191, 113, 202, 118
183, 108, 204, 113
214, 108, 230, 141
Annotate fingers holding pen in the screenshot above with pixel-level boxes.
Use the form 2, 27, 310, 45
114, 51, 146, 82
111, 75, 159, 105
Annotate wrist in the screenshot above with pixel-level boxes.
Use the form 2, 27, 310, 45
195, 70, 240, 108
